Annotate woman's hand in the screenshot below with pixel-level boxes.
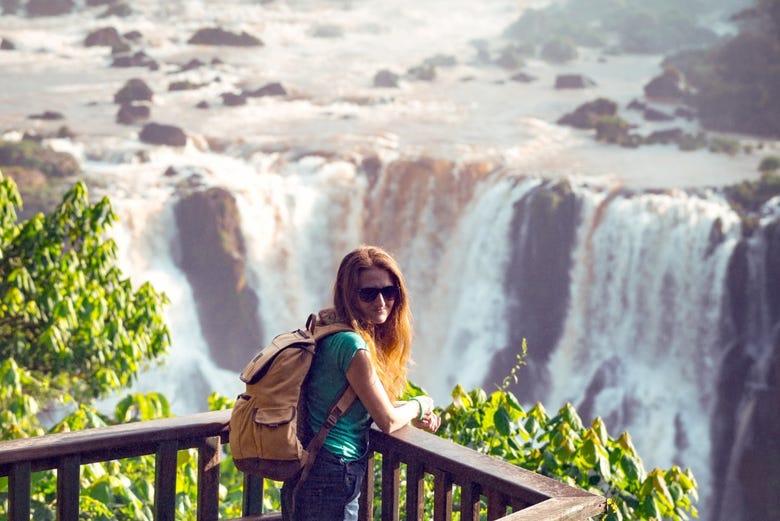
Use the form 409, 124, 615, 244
410, 395, 440, 433
412, 412, 441, 433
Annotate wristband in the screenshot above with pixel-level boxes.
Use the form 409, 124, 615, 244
411, 397, 425, 420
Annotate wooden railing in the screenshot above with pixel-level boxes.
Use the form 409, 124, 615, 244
0, 410, 606, 521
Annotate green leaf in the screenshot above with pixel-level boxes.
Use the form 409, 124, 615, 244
494, 406, 512, 436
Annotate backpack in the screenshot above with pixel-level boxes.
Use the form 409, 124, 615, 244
229, 312, 356, 482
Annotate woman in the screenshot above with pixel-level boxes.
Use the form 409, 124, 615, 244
282, 245, 440, 521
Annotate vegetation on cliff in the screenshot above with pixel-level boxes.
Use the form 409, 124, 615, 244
664, 0, 780, 138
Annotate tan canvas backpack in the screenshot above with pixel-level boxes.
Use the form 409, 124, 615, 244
229, 312, 356, 482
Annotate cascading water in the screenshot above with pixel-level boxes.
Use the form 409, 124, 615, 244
548, 187, 742, 513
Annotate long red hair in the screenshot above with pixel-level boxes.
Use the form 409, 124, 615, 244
333, 245, 413, 399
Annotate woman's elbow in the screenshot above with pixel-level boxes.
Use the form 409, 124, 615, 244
374, 417, 405, 433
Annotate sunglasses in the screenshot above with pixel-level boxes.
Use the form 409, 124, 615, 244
357, 285, 399, 303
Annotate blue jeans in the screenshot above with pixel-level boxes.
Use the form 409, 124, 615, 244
282, 449, 368, 521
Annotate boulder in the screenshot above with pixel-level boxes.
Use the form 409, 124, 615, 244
557, 98, 618, 129
644, 68, 687, 100
645, 127, 684, 145
187, 27, 263, 46
114, 78, 153, 104
111, 51, 158, 69
407, 64, 436, 82
644, 107, 674, 121
221, 92, 246, 106
554, 74, 596, 89
98, 2, 132, 18
116, 103, 150, 124
28, 110, 64, 120
173, 187, 262, 370
244, 82, 286, 97
84, 26, 123, 47
510, 71, 536, 83
373, 69, 400, 88
27, 0, 73, 16
169, 80, 204, 91
139, 122, 187, 147
1, 38, 14, 50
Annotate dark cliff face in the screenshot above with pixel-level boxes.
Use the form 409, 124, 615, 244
489, 181, 581, 402
173, 187, 262, 371
715, 216, 780, 521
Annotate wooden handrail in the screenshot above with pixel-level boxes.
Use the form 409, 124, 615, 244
0, 410, 606, 521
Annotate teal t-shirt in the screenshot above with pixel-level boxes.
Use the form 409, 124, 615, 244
306, 331, 371, 461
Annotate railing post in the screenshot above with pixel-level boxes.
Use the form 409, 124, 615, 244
57, 455, 81, 521
359, 452, 375, 521
242, 473, 264, 516
9, 461, 31, 521
460, 482, 481, 521
154, 440, 178, 521
486, 490, 508, 520
197, 436, 221, 521
405, 460, 425, 521
433, 470, 453, 521
381, 451, 401, 521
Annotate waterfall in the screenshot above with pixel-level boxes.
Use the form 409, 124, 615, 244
549, 187, 742, 511
94, 151, 775, 520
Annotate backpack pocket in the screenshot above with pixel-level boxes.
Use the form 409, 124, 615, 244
252, 406, 301, 460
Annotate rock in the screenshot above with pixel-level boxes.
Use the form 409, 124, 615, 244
116, 103, 150, 124
627, 99, 646, 111
98, 2, 131, 18
195, 100, 210, 109
123, 30, 142, 42
84, 26, 123, 47
187, 27, 263, 46
114, 78, 153, 104
173, 187, 262, 370
28, 110, 65, 120
674, 106, 696, 120
27, 0, 74, 16
373, 69, 400, 88
1, 38, 14, 50
407, 64, 436, 82
169, 80, 204, 91
557, 98, 618, 129
644, 68, 687, 100
139, 122, 187, 147
0, 138, 80, 177
111, 51, 157, 69
645, 127, 684, 145
244, 82, 286, 97
595, 117, 631, 144
510, 71, 536, 83
554, 74, 596, 89
644, 107, 674, 121
221, 92, 246, 106
179, 58, 205, 72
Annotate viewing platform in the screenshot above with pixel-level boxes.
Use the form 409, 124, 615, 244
0, 409, 606, 520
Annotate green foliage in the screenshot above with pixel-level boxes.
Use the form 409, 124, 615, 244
0, 139, 80, 178
593, 115, 631, 145
0, 172, 170, 419
724, 170, 780, 214
759, 155, 780, 173
436, 352, 699, 521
